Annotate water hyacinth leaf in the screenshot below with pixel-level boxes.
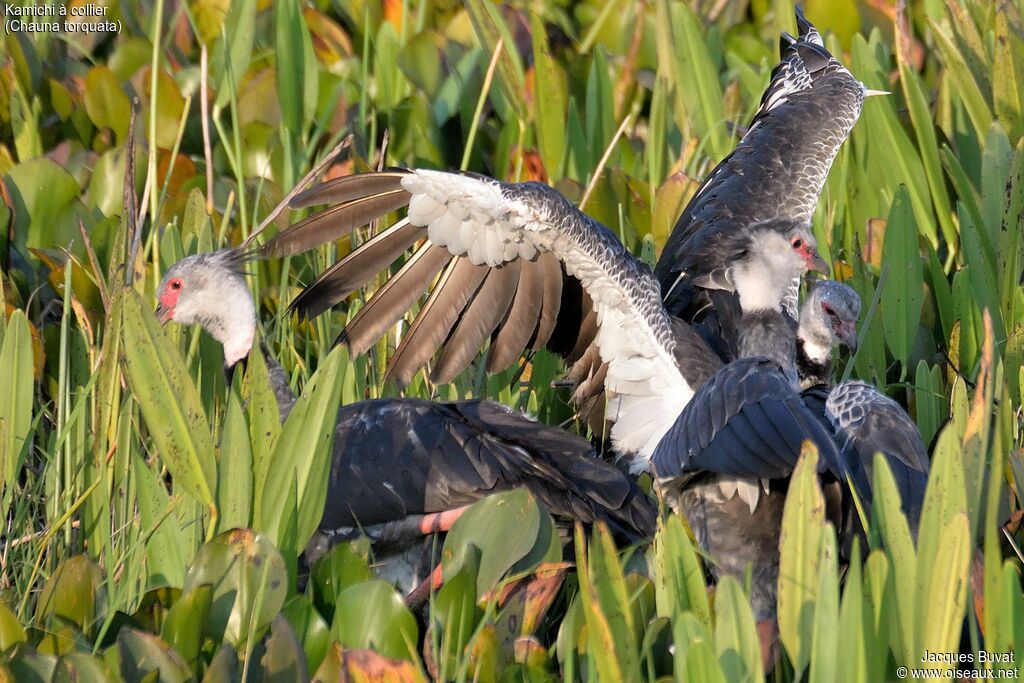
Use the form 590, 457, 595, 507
34, 556, 101, 635
871, 455, 917, 664
282, 596, 332, 674
653, 514, 710, 627
258, 615, 309, 682
182, 529, 288, 650
116, 628, 190, 683
83, 66, 130, 144
121, 291, 216, 509
777, 441, 825, 672
310, 540, 374, 620
6, 650, 57, 683
713, 576, 764, 683
881, 187, 923, 376
0, 600, 26, 650
434, 560, 482, 678
442, 489, 549, 596
0, 310, 33, 490
258, 346, 344, 549
52, 653, 117, 683
160, 585, 212, 671
333, 580, 419, 662
201, 644, 238, 683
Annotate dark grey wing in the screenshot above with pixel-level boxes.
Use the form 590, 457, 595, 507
655, 12, 865, 317
651, 358, 846, 482
825, 381, 930, 527
320, 398, 656, 542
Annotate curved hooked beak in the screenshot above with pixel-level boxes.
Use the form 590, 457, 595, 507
155, 303, 173, 324
807, 250, 830, 276
836, 320, 858, 353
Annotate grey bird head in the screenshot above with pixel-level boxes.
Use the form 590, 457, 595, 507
725, 219, 830, 313
799, 280, 861, 357
155, 248, 256, 367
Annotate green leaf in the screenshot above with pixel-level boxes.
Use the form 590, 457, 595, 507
0, 600, 26, 651
434, 559, 482, 678
282, 596, 332, 674
160, 585, 213, 672
333, 580, 419, 662
34, 556, 102, 635
993, 9, 1024, 141
116, 628, 191, 683
880, 187, 924, 375
310, 540, 374, 620
121, 291, 216, 509
671, 612, 727, 683
211, 0, 257, 110
530, 14, 567, 182
133, 452, 189, 589
463, 0, 526, 118
83, 66, 131, 144
52, 653, 117, 683
3, 157, 80, 253
442, 489, 553, 596
713, 576, 764, 683
258, 615, 310, 682
916, 513, 971, 676
777, 441, 825, 672
872, 455, 917, 664
258, 346, 344, 550
0, 310, 33, 490
275, 0, 318, 134
655, 0, 729, 160
809, 526, 839, 683
653, 514, 710, 628
182, 529, 288, 650
929, 19, 994, 142
216, 388, 252, 532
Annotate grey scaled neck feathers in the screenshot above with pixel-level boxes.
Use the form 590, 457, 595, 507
156, 248, 296, 420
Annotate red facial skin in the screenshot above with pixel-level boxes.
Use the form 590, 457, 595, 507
792, 236, 830, 275
156, 277, 183, 323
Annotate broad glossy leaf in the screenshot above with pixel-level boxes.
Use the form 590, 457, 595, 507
183, 529, 288, 649
309, 539, 373, 620
160, 585, 213, 671
83, 66, 130, 144
881, 187, 923, 375
121, 291, 216, 508
333, 580, 419, 662
0, 600, 26, 650
282, 596, 332, 674
52, 653, 117, 683
258, 615, 309, 682
132, 452, 189, 589
34, 556, 101, 635
116, 628, 190, 683
442, 489, 553, 596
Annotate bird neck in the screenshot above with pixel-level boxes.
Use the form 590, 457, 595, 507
796, 336, 832, 389
738, 309, 798, 382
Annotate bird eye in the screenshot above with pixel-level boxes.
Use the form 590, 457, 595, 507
169, 278, 182, 291
791, 237, 803, 249
822, 303, 835, 316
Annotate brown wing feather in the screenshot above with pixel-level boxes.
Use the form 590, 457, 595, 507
432, 264, 519, 384
340, 245, 452, 355
486, 260, 539, 373
530, 252, 564, 350
289, 171, 410, 208
385, 258, 488, 386
289, 220, 424, 319
264, 189, 412, 257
